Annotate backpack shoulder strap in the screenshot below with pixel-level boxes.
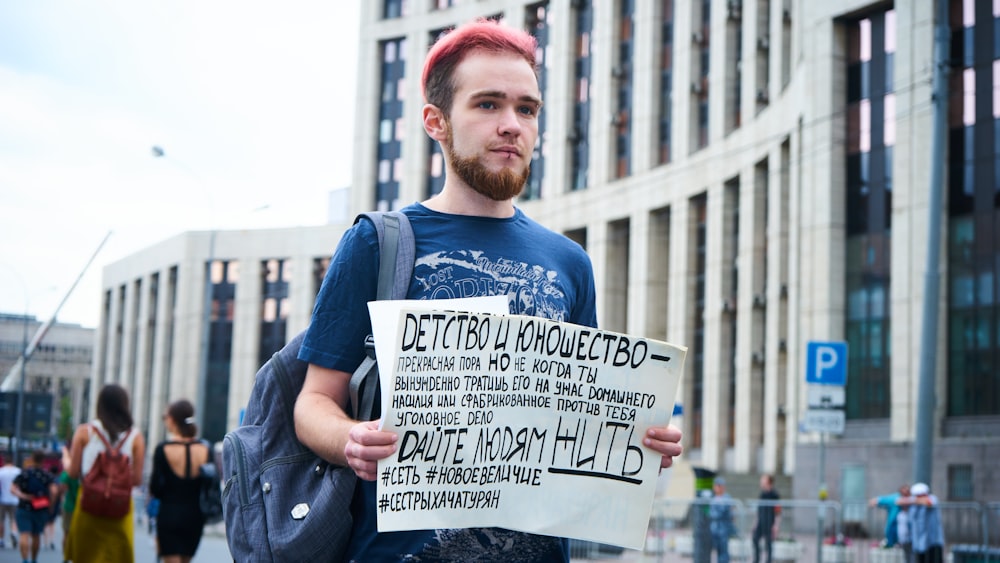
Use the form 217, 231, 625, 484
349, 211, 415, 420
113, 429, 132, 451
356, 211, 415, 300
89, 423, 112, 451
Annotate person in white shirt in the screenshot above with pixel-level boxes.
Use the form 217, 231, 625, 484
900, 483, 944, 563
0, 457, 22, 548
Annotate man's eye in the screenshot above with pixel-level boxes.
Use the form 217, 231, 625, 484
478, 101, 497, 110
518, 106, 538, 116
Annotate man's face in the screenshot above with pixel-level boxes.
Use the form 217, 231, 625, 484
440, 51, 541, 201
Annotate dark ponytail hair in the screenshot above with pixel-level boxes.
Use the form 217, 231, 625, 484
96, 384, 133, 442
166, 399, 198, 438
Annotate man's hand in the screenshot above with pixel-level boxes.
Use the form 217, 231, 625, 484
644, 424, 683, 469
345, 420, 399, 481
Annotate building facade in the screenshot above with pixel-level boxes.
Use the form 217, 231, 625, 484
94, 0, 998, 506
0, 313, 93, 449
92, 226, 349, 447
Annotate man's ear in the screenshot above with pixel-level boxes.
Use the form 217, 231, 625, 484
423, 104, 448, 142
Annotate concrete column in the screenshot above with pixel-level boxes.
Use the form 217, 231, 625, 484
631, 0, 658, 173
783, 119, 804, 474
667, 201, 691, 438
402, 28, 432, 208
228, 253, 263, 434
102, 284, 124, 390
674, 0, 695, 157
542, 0, 577, 197
628, 211, 651, 337
644, 206, 672, 343
172, 234, 208, 403
889, 0, 936, 443
588, 219, 611, 330
351, 1, 386, 215
131, 274, 152, 438
148, 266, 174, 447
701, 181, 726, 469
762, 145, 791, 473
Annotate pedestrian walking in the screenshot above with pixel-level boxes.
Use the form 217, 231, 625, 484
752, 473, 782, 563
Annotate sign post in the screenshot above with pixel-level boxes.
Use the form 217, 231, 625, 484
803, 340, 848, 561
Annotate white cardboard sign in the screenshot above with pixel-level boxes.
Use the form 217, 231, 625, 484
368, 302, 686, 550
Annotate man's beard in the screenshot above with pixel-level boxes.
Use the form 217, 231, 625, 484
445, 130, 530, 201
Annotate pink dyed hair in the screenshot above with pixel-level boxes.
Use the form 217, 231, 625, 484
421, 19, 538, 114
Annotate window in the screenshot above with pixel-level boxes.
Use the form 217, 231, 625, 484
946, 0, 1000, 416
613, 0, 635, 179
570, 0, 593, 191
377, 38, 407, 210
844, 9, 894, 419
658, 0, 674, 164
947, 464, 973, 501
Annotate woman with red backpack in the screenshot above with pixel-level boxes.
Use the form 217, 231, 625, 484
65, 383, 146, 563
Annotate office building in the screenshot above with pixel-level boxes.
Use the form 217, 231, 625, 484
0, 313, 93, 449
94, 0, 999, 507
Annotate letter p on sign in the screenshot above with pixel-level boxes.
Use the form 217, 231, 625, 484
805, 341, 848, 386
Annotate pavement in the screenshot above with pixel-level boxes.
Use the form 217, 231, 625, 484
0, 516, 232, 563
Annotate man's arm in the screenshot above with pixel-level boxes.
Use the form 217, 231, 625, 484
294, 363, 398, 481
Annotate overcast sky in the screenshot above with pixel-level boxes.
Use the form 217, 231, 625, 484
0, 1, 360, 328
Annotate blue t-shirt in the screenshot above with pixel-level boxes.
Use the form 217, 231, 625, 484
300, 202, 597, 562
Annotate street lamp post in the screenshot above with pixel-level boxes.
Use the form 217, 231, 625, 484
151, 146, 270, 443
152, 146, 214, 435
3, 235, 110, 462
14, 312, 28, 465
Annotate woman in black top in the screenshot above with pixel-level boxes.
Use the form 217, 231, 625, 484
150, 399, 211, 563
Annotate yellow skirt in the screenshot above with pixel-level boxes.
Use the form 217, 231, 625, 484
66, 489, 135, 563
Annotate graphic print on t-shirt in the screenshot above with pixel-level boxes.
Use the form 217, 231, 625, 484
413, 250, 569, 322
412, 527, 564, 562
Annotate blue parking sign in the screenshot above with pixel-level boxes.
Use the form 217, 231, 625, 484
805, 341, 848, 386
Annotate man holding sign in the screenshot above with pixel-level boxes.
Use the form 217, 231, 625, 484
294, 19, 683, 562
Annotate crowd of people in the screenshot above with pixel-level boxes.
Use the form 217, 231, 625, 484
0, 385, 212, 563
699, 473, 947, 563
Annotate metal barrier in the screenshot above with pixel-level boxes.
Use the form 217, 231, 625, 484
565, 498, 1000, 563
571, 497, 844, 562
985, 502, 1000, 563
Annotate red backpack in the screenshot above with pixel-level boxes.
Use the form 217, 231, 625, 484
79, 424, 133, 519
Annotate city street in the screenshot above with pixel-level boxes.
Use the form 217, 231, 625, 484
0, 518, 232, 563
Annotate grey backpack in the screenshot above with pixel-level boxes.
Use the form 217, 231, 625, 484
222, 211, 413, 563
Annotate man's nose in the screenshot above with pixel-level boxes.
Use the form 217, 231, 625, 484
497, 107, 521, 137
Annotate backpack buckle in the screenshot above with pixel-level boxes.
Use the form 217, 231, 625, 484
364, 334, 376, 359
